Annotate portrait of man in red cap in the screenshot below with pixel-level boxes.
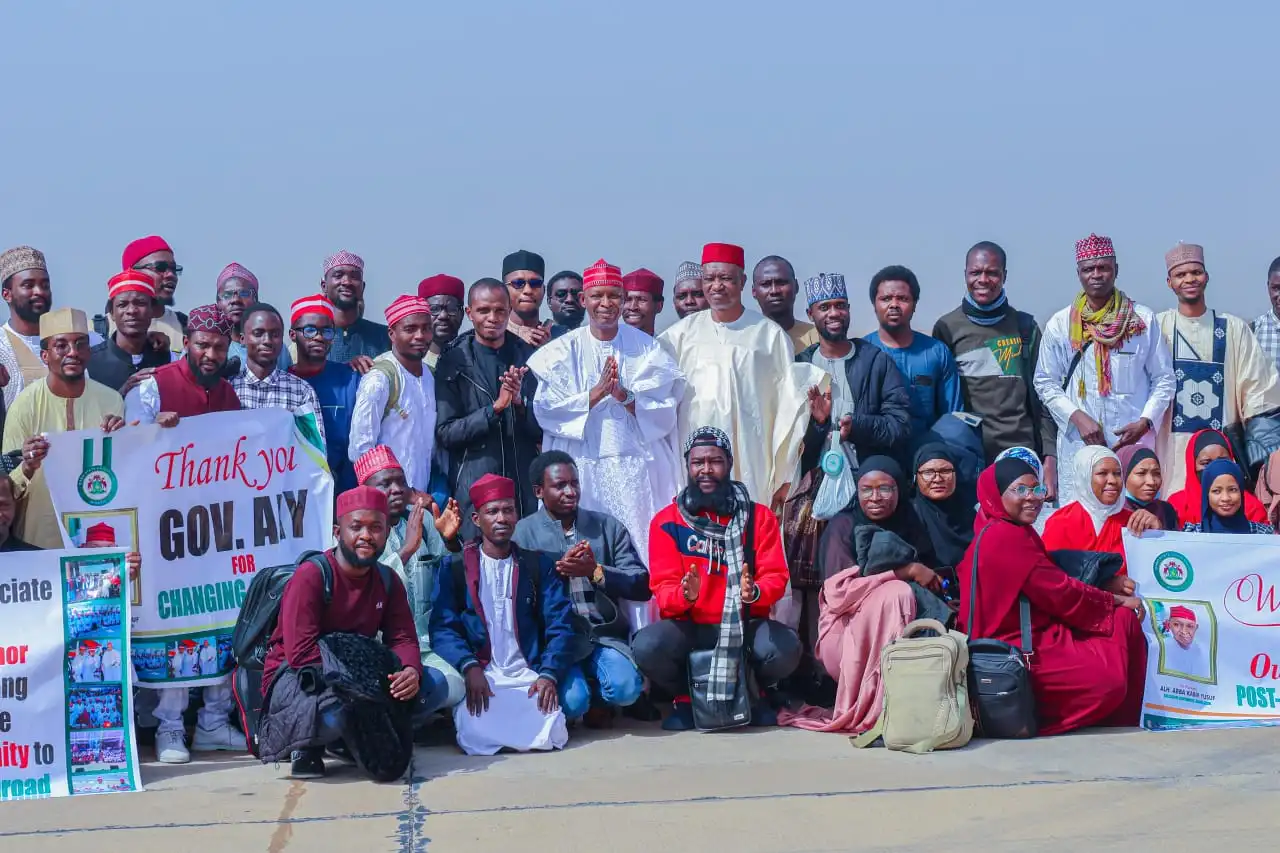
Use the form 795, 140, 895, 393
1155, 600, 1215, 684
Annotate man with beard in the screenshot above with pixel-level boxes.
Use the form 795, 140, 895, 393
753, 255, 819, 353
435, 279, 541, 539
87, 271, 173, 394
417, 274, 466, 372
1250, 256, 1280, 373
262, 485, 435, 779
288, 295, 361, 491
350, 295, 436, 491
632, 427, 801, 730
621, 268, 664, 337
120, 236, 188, 354
502, 249, 553, 347
1156, 243, 1280, 488
3, 308, 126, 548
317, 250, 389, 368
527, 260, 683, 633
231, 304, 326, 445
430, 474, 579, 754
546, 270, 585, 336
863, 265, 962, 450
672, 261, 708, 320
661, 243, 826, 512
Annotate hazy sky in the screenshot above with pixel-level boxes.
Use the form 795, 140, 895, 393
4, 2, 1278, 336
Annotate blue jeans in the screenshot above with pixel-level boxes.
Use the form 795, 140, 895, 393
559, 646, 645, 719
413, 666, 452, 722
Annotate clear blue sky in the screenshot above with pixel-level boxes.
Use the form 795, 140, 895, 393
4, 2, 1277, 335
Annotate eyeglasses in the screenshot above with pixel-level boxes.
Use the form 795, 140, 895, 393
293, 325, 336, 341
917, 467, 956, 481
1005, 484, 1048, 499
134, 261, 182, 275
858, 485, 898, 499
508, 278, 544, 290
219, 289, 255, 300
50, 338, 91, 356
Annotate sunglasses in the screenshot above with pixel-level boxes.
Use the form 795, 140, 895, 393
508, 278, 544, 290
1005, 484, 1048, 499
219, 288, 255, 300
292, 325, 336, 341
134, 261, 183, 275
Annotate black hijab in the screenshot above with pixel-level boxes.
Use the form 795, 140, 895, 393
910, 444, 977, 569
818, 455, 940, 578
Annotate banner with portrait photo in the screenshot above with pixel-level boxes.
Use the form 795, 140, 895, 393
44, 409, 333, 687
0, 548, 141, 802
1125, 530, 1280, 731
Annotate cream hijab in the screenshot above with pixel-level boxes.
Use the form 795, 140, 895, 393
1071, 445, 1127, 534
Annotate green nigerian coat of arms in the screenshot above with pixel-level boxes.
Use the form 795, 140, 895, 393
77, 436, 118, 507
1153, 551, 1194, 593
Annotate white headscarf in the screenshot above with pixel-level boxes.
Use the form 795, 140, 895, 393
1071, 445, 1126, 534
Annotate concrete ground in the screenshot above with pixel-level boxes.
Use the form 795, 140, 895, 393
2, 723, 1276, 853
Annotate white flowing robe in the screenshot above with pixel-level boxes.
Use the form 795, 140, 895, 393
527, 325, 684, 628
453, 552, 568, 756
1162, 636, 1212, 682
658, 309, 826, 504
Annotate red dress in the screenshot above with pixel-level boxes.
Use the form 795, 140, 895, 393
1166, 427, 1268, 527
959, 467, 1147, 736
1041, 502, 1133, 575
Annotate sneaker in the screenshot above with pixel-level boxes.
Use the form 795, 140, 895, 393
289, 749, 326, 780
156, 729, 190, 764
326, 741, 356, 765
661, 699, 696, 732
192, 722, 241, 752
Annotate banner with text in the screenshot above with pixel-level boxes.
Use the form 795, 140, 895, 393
0, 548, 141, 802
45, 409, 333, 687
1126, 530, 1280, 731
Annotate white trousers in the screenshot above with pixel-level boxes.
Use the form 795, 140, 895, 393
152, 682, 233, 734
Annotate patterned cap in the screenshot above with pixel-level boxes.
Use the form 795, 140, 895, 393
323, 250, 364, 276
354, 445, 402, 485
0, 246, 47, 283
1075, 234, 1115, 263
336, 485, 389, 518
1165, 242, 1205, 273
583, 259, 624, 290
85, 523, 116, 547
1168, 605, 1196, 623
216, 262, 259, 292
290, 294, 335, 326
108, 270, 156, 301
683, 425, 733, 460
675, 261, 703, 285
385, 294, 432, 327
804, 272, 847, 307
623, 268, 664, 296
186, 304, 234, 338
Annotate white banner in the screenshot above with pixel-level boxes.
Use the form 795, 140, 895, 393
1126, 529, 1280, 731
0, 548, 141, 801
44, 409, 333, 687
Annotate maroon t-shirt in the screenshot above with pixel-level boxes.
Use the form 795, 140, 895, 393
263, 550, 421, 688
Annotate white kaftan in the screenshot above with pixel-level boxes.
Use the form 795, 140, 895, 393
659, 308, 826, 504
349, 355, 436, 491
1033, 301, 1175, 505
526, 324, 684, 630
1162, 637, 1212, 682
453, 552, 568, 756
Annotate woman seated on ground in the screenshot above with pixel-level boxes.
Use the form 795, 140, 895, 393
911, 444, 975, 571
779, 457, 942, 734
1183, 459, 1276, 534
960, 458, 1148, 736
1041, 447, 1131, 574
974, 446, 1041, 532
1167, 428, 1268, 527
1119, 446, 1180, 534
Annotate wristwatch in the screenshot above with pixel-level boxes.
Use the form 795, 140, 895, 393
618, 387, 635, 406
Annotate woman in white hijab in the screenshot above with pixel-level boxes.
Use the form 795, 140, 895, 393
1041, 446, 1135, 585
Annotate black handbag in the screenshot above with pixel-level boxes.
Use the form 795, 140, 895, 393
966, 523, 1038, 739
688, 505, 756, 732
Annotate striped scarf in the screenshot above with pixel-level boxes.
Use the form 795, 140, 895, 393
1069, 289, 1146, 397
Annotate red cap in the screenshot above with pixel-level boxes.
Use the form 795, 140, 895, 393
107, 270, 156, 301
354, 445, 401, 485
385, 294, 432, 328
1168, 605, 1196, 623
622, 268, 664, 296
418, 274, 465, 302
84, 522, 116, 547
290, 294, 335, 326
336, 485, 389, 518
469, 473, 516, 510
583, 259, 624, 290
701, 242, 745, 268
121, 236, 172, 270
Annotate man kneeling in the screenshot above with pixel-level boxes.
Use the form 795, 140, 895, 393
634, 426, 802, 730
431, 474, 582, 755
260, 486, 449, 779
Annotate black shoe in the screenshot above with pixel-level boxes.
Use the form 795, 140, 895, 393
289, 748, 326, 779
623, 693, 663, 722
326, 740, 356, 765
662, 701, 696, 731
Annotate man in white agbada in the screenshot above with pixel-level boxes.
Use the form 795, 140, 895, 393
1156, 242, 1280, 488
100, 641, 122, 683
1161, 605, 1212, 681
1034, 234, 1176, 505
429, 474, 582, 756
526, 259, 684, 630
659, 242, 826, 514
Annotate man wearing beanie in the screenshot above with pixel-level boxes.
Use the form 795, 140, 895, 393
502, 249, 552, 347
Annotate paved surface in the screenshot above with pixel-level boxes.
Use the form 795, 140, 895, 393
2, 723, 1277, 852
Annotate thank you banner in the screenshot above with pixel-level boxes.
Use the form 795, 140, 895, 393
1126, 530, 1280, 731
45, 409, 333, 687
0, 548, 141, 801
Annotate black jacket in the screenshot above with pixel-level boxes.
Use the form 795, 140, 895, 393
796, 339, 912, 471
434, 331, 542, 538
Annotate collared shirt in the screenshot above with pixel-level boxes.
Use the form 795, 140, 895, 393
328, 318, 390, 364
87, 334, 172, 395
348, 356, 435, 490
1251, 310, 1280, 374
231, 367, 326, 445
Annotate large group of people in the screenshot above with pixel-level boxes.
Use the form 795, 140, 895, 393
4, 232, 1280, 781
